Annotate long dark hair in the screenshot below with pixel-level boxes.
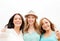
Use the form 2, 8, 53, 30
5, 13, 24, 31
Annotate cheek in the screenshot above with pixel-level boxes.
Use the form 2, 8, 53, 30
42, 24, 49, 30
19, 20, 22, 24
28, 19, 33, 22
47, 23, 51, 27
31, 19, 35, 23
32, 19, 35, 23
13, 20, 22, 25
42, 25, 45, 29
13, 20, 15, 24
20, 21, 22, 24
13, 19, 16, 24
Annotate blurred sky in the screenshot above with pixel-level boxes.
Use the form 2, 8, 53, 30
0, 0, 60, 30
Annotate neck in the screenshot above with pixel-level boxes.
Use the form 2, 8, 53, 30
28, 25, 35, 33
44, 29, 53, 38
14, 26, 20, 34
45, 29, 52, 34
29, 25, 34, 29
29, 24, 34, 26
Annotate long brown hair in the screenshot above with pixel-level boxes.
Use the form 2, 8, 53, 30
23, 14, 40, 34
39, 18, 55, 34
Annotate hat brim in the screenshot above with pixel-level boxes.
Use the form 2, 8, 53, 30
25, 14, 38, 18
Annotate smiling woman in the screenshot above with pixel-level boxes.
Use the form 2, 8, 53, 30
0, 13, 24, 41
39, 17, 60, 41
23, 10, 40, 41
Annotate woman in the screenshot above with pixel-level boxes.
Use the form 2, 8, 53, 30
23, 11, 40, 41
39, 17, 60, 41
1, 13, 24, 41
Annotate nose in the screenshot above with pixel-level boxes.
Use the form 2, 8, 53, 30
16, 19, 21, 21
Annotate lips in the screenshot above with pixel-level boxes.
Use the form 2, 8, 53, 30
15, 22, 22, 24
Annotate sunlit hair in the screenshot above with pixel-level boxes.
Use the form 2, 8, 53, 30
23, 17, 40, 34
23, 11, 40, 34
5, 13, 24, 31
39, 17, 55, 34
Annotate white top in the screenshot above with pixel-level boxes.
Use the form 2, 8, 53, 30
0, 29, 24, 41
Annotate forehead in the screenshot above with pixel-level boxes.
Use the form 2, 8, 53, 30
27, 15, 35, 18
14, 14, 21, 18
42, 19, 49, 22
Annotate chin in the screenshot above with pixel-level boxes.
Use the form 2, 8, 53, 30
29, 23, 33, 24
45, 29, 50, 31
16, 24, 21, 26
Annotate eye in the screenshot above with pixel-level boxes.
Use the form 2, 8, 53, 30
45, 22, 48, 24
28, 17, 30, 18
19, 18, 22, 20
14, 18, 17, 20
32, 16, 35, 18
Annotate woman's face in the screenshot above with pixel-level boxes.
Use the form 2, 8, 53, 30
42, 19, 51, 31
13, 14, 22, 27
27, 16, 36, 25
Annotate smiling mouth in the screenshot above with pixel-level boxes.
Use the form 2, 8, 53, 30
15, 22, 21, 24
29, 20, 33, 22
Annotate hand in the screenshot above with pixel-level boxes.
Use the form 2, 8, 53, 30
56, 30, 60, 40
1, 28, 6, 32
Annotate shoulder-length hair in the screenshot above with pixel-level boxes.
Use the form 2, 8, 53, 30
5, 13, 24, 31
39, 18, 55, 34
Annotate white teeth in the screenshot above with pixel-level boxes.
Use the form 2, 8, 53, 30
15, 22, 21, 24
16, 23, 20, 24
